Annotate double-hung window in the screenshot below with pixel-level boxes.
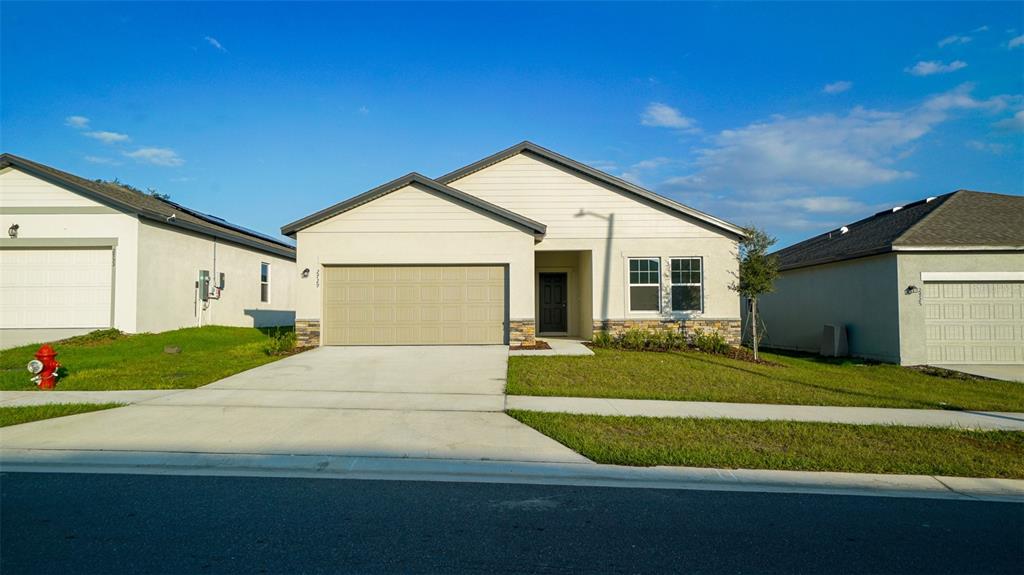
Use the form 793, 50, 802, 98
260, 262, 270, 303
628, 257, 661, 312
670, 258, 702, 312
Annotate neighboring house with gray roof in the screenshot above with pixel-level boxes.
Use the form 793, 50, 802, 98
0, 153, 296, 349
283, 141, 745, 347
755, 190, 1024, 366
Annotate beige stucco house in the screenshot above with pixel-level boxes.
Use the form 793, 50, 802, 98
0, 154, 296, 349
282, 142, 745, 347
756, 191, 1024, 366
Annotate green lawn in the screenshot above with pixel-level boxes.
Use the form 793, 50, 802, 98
508, 410, 1024, 478
508, 348, 1024, 411
0, 326, 293, 391
0, 403, 124, 427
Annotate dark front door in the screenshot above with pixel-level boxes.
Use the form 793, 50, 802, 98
539, 273, 568, 333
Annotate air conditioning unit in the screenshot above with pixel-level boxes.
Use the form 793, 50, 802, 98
820, 324, 849, 357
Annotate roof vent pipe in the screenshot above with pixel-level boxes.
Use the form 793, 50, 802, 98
840, 226, 849, 235
891, 206, 903, 212
926, 196, 937, 202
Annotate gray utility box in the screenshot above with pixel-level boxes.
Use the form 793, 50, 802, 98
820, 324, 849, 357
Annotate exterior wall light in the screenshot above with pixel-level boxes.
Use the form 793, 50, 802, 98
301, 268, 310, 278
7, 224, 18, 238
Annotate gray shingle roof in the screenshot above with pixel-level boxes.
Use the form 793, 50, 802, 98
1, 153, 295, 259
774, 190, 1024, 271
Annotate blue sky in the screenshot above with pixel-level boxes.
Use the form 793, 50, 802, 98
3, 2, 1022, 247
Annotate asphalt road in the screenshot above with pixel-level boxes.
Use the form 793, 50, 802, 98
1, 472, 1021, 574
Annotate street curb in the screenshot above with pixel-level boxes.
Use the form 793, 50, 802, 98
1, 449, 1022, 502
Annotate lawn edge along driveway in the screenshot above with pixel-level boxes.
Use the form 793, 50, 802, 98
507, 410, 1024, 479
0, 403, 124, 427
0, 326, 297, 392
507, 347, 1024, 412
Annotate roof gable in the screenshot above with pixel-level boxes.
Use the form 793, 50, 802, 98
0, 153, 295, 259
438, 141, 745, 238
280, 172, 546, 237
775, 190, 1024, 271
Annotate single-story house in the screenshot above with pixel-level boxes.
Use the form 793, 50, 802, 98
281, 141, 745, 347
0, 153, 296, 349
756, 190, 1024, 366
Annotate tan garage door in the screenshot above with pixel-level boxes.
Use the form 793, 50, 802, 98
322, 265, 506, 345
924, 282, 1024, 364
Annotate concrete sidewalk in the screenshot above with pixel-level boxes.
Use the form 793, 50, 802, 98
0, 390, 181, 406
509, 338, 593, 357
506, 395, 1024, 430
1, 449, 1021, 503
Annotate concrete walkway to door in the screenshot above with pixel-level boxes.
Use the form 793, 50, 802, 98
0, 346, 589, 465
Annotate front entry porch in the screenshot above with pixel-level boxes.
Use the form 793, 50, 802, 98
535, 250, 594, 339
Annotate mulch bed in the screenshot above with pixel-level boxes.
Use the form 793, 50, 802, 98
510, 340, 553, 351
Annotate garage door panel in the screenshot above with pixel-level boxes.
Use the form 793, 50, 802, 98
323, 265, 506, 345
924, 281, 1023, 365
0, 248, 112, 330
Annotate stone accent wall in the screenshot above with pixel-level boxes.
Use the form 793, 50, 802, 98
509, 320, 536, 346
593, 318, 741, 346
295, 319, 321, 347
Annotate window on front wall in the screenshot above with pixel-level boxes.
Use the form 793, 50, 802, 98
260, 262, 270, 303
628, 257, 660, 312
671, 258, 702, 312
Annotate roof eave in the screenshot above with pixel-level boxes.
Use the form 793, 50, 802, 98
2, 154, 296, 259
437, 141, 747, 239
281, 172, 547, 238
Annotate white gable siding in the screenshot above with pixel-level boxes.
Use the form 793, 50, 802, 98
446, 153, 722, 239
306, 184, 516, 234
0, 167, 103, 208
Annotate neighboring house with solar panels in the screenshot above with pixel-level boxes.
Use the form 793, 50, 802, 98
0, 153, 296, 349
755, 190, 1024, 366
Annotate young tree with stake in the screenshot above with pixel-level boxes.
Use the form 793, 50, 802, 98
729, 227, 779, 361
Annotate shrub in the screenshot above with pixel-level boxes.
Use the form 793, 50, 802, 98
619, 328, 650, 350
690, 329, 730, 355
592, 331, 614, 348
263, 331, 297, 356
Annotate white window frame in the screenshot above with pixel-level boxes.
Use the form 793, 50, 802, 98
627, 257, 661, 314
670, 257, 703, 314
260, 262, 271, 304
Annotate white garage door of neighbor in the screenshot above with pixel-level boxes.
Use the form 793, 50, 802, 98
0, 248, 113, 329
924, 281, 1024, 364
323, 265, 506, 345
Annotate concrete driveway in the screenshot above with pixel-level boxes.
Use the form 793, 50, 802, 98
0, 346, 589, 464
931, 364, 1024, 383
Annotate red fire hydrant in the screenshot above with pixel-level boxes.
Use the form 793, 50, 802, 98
28, 344, 61, 390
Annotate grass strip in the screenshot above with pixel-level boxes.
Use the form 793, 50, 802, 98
508, 410, 1024, 478
0, 403, 124, 427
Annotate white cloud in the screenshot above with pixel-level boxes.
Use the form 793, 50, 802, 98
781, 196, 869, 214
994, 110, 1024, 131
822, 81, 852, 94
204, 36, 227, 52
123, 147, 184, 167
84, 130, 130, 144
661, 84, 1013, 199
966, 140, 1009, 155
358, 106, 369, 115
905, 60, 967, 76
641, 102, 696, 129
84, 155, 120, 165
1009, 35, 1024, 49
620, 157, 673, 184
972, 25, 989, 33
65, 115, 90, 129
938, 34, 971, 47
